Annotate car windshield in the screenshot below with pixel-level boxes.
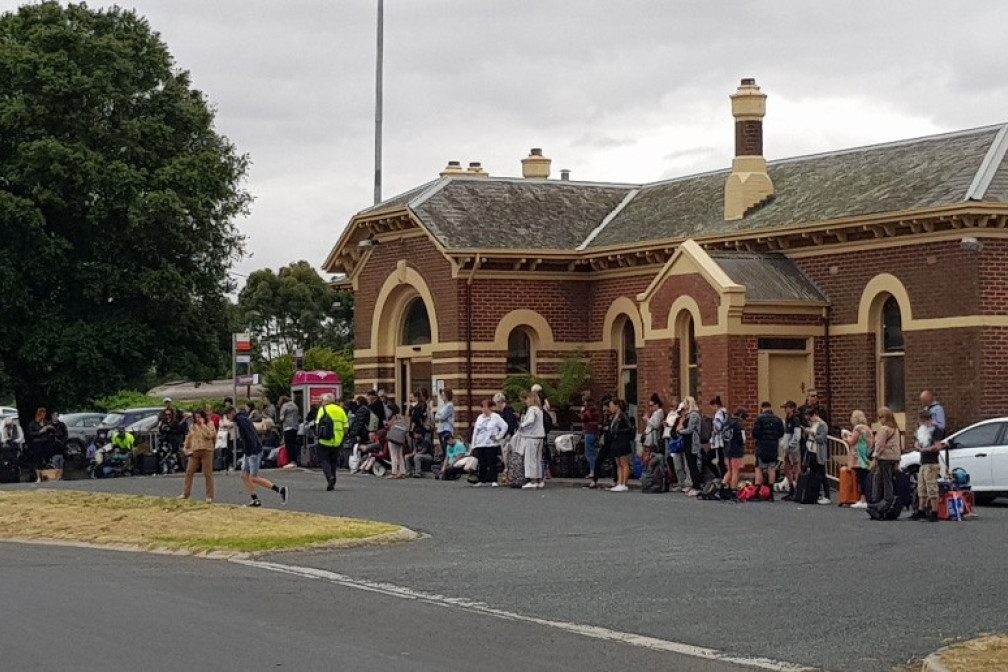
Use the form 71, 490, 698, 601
101, 413, 125, 426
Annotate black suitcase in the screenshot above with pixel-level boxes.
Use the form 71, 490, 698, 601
212, 447, 228, 471
795, 469, 821, 504
893, 470, 913, 510
573, 454, 590, 479
135, 452, 159, 475
555, 452, 575, 478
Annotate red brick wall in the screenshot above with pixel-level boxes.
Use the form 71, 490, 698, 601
979, 239, 1008, 315
649, 273, 720, 329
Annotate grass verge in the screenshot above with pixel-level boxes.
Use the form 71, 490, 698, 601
0, 490, 402, 554
939, 634, 1008, 672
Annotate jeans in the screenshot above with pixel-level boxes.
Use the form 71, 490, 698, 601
584, 433, 598, 474
855, 467, 871, 501
407, 453, 433, 476
437, 432, 452, 460
474, 445, 498, 484
283, 429, 299, 466
317, 444, 340, 484
873, 460, 897, 505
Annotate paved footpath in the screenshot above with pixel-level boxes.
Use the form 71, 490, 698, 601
3, 470, 1007, 671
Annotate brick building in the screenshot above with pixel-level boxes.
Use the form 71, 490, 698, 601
324, 79, 1008, 435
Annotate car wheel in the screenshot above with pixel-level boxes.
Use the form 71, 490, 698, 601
975, 494, 996, 506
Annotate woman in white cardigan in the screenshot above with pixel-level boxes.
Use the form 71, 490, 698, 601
518, 391, 546, 490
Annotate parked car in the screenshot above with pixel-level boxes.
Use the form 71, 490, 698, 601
899, 417, 1008, 504
60, 412, 106, 466
0, 406, 17, 418
95, 407, 163, 444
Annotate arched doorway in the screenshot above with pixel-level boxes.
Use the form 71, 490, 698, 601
396, 297, 433, 410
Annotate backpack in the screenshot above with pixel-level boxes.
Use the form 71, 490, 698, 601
700, 415, 714, 444
867, 496, 904, 521
541, 408, 554, 435
317, 406, 336, 442
700, 479, 722, 500
757, 484, 773, 501
737, 484, 758, 502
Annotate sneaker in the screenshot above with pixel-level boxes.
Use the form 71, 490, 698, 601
471, 482, 482, 488
909, 510, 925, 520
490, 482, 499, 488
326, 479, 336, 491
608, 485, 621, 492
521, 482, 537, 489
817, 497, 831, 505
244, 499, 262, 508
686, 489, 699, 497
279, 486, 289, 505
680, 487, 690, 493
851, 501, 868, 509
536, 482, 544, 489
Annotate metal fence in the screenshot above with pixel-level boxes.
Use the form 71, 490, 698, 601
827, 435, 848, 484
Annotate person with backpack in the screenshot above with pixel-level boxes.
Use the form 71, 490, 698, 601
678, 397, 703, 496
722, 407, 748, 494
315, 393, 348, 491
802, 406, 831, 505
751, 401, 785, 497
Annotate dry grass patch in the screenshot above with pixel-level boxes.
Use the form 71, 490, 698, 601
940, 634, 1008, 672
0, 490, 401, 554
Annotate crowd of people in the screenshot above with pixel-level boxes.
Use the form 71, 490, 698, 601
3, 383, 950, 522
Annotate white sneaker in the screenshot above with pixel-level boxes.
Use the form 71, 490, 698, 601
536, 482, 544, 489
608, 485, 621, 492
680, 487, 690, 493
817, 497, 831, 505
521, 482, 537, 489
471, 482, 482, 488
851, 501, 868, 509
490, 482, 499, 488
687, 489, 700, 497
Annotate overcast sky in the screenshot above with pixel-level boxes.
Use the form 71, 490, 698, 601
6, 1, 1008, 282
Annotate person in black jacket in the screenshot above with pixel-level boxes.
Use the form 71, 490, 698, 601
349, 396, 372, 446
751, 401, 785, 494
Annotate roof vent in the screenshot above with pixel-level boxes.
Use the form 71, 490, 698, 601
521, 147, 551, 179
439, 160, 466, 178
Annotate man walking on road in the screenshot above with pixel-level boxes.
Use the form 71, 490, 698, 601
226, 406, 288, 508
316, 393, 348, 491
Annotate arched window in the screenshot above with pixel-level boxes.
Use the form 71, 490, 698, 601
619, 319, 638, 410
506, 328, 533, 374
401, 298, 431, 346
677, 312, 698, 399
878, 295, 905, 412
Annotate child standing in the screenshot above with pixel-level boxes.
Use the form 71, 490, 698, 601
911, 408, 944, 522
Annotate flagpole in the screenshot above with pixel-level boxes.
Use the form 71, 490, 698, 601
374, 0, 383, 205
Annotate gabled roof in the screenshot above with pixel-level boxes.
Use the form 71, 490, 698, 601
708, 251, 826, 304
349, 123, 1008, 255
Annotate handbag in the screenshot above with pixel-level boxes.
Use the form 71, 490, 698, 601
668, 437, 683, 454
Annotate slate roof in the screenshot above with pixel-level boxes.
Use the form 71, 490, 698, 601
589, 124, 1007, 248
408, 179, 634, 250
709, 251, 826, 304
354, 123, 1008, 251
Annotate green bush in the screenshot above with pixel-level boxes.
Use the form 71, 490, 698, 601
262, 348, 354, 401
554, 351, 592, 408
90, 390, 164, 412
501, 375, 556, 404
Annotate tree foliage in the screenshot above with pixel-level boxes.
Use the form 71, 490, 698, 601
0, 3, 249, 423
262, 348, 354, 402
235, 261, 352, 359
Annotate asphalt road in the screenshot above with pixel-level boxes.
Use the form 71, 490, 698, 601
3, 469, 1007, 672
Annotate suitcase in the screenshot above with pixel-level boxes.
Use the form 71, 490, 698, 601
839, 466, 860, 505
507, 450, 526, 488
795, 469, 821, 504
893, 470, 914, 511
212, 447, 227, 471
135, 452, 159, 476
555, 452, 575, 478
300, 443, 315, 468
573, 454, 590, 479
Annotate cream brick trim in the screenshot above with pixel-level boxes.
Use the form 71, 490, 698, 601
601, 296, 645, 349
493, 309, 556, 349
369, 261, 441, 355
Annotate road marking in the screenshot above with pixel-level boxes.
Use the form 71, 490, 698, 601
234, 558, 815, 672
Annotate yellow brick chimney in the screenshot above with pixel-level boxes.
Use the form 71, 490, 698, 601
724, 78, 774, 221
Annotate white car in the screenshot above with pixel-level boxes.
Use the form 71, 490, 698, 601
0, 406, 17, 417
899, 417, 1008, 504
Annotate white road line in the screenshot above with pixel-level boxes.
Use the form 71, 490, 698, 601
233, 558, 816, 672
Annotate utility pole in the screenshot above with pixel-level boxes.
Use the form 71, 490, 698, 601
374, 0, 384, 205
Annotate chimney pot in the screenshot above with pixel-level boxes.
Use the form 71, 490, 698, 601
439, 160, 466, 178
741, 77, 756, 86
521, 147, 551, 179
560, 169, 571, 181
465, 161, 489, 178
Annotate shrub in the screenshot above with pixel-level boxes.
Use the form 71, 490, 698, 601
90, 390, 164, 412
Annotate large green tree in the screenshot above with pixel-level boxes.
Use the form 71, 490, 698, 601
0, 3, 249, 426
236, 260, 353, 359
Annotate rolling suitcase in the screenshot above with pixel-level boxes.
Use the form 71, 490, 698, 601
893, 470, 914, 511
507, 450, 526, 488
839, 466, 860, 505
795, 469, 821, 504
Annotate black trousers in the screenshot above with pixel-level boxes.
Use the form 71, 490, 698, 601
684, 449, 703, 489
592, 441, 614, 485
474, 446, 498, 484
317, 444, 339, 483
701, 447, 722, 481
810, 460, 831, 499
283, 429, 299, 466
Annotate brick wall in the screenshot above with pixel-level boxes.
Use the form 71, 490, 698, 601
649, 273, 720, 329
